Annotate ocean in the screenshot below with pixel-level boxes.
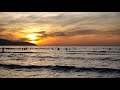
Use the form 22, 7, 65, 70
0, 46, 120, 78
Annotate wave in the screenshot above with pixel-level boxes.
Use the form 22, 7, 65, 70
68, 50, 120, 53
31, 56, 60, 59
0, 52, 38, 53
0, 64, 120, 73
63, 57, 120, 61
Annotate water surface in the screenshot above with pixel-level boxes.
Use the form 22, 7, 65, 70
0, 46, 120, 78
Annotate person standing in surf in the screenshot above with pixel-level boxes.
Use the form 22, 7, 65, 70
2, 48, 4, 53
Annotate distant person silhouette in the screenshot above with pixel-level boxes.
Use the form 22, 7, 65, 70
66, 48, 68, 51
2, 48, 4, 53
58, 48, 60, 50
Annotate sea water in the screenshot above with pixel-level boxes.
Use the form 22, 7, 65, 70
0, 46, 120, 78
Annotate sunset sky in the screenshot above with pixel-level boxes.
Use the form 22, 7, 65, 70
0, 12, 120, 46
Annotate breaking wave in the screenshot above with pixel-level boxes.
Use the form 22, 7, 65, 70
0, 64, 120, 73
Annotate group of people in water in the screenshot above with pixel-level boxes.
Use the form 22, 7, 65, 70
0, 47, 77, 53
0, 47, 114, 53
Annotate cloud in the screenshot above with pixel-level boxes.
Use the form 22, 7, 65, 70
0, 12, 120, 43
0, 33, 19, 41
105, 29, 120, 35
0, 27, 6, 32
0, 24, 8, 32
49, 32, 66, 37
24, 12, 120, 26
35, 29, 99, 38
1, 12, 120, 26
37, 28, 120, 38
34, 31, 46, 34
18, 38, 28, 42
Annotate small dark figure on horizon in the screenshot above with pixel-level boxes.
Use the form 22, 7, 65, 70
2, 48, 4, 53
58, 48, 60, 50
66, 48, 68, 51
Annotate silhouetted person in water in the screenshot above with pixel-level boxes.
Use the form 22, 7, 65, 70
66, 48, 68, 51
2, 48, 4, 53
58, 48, 60, 50
24, 48, 27, 50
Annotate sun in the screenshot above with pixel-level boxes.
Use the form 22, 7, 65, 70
26, 34, 38, 44
27, 34, 38, 41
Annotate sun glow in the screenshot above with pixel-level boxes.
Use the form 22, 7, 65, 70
26, 34, 39, 44
30, 40, 38, 44
27, 34, 38, 40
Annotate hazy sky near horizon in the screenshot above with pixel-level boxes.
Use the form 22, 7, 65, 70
0, 12, 120, 46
